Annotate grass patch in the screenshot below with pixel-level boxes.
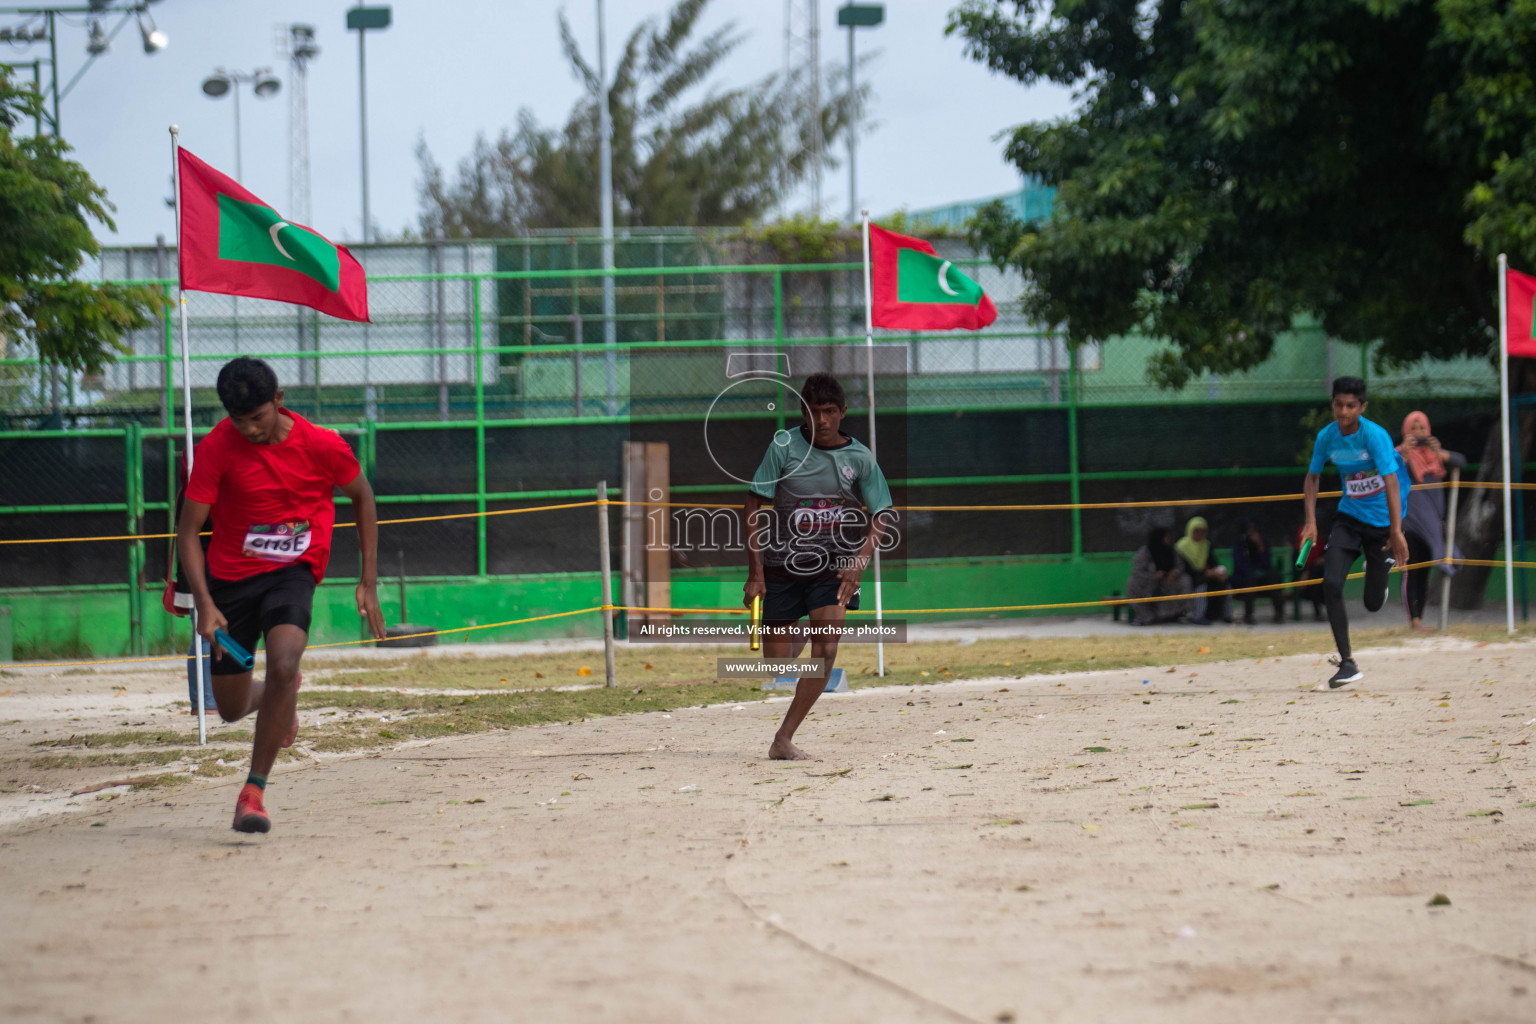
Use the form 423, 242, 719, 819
299, 624, 1531, 695
30, 729, 251, 749
296, 680, 766, 752
30, 625, 1531, 762
31, 749, 204, 770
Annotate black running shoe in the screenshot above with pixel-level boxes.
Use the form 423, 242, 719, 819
1316, 657, 1362, 691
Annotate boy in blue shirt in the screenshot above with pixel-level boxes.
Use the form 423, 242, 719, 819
1300, 376, 1411, 689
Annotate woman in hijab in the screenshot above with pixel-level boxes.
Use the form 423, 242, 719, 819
1177, 516, 1231, 625
1397, 411, 1465, 631
1125, 526, 1192, 625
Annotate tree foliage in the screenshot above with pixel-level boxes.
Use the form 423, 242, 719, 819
417, 0, 864, 235
0, 70, 161, 374
947, 0, 1536, 388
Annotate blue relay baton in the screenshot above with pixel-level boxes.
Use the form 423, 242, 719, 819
213, 628, 255, 671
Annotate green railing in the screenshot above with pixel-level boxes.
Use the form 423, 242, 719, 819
0, 256, 1511, 657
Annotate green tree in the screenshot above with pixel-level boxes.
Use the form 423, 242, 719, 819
417, 0, 864, 235
0, 70, 161, 381
948, 0, 1536, 607
948, 0, 1536, 386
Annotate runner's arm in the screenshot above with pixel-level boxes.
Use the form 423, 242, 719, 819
176, 498, 228, 658
1301, 472, 1320, 549
744, 491, 767, 607
1385, 470, 1410, 566
339, 473, 387, 639
836, 511, 887, 607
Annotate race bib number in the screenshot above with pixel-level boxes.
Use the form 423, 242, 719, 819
242, 521, 312, 563
787, 498, 847, 531
1344, 471, 1385, 498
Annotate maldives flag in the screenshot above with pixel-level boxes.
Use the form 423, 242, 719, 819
869, 223, 997, 331
177, 147, 369, 322
1508, 265, 1536, 358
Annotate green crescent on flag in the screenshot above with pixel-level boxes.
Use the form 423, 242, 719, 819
216, 195, 341, 293
895, 248, 987, 306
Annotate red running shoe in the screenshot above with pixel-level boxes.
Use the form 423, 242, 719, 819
232, 783, 270, 833
282, 670, 302, 748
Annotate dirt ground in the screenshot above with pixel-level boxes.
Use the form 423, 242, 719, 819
1, 637, 1534, 1023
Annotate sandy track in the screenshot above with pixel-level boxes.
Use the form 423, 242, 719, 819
2, 643, 1534, 1023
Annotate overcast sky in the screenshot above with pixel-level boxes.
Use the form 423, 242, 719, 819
6, 0, 1074, 246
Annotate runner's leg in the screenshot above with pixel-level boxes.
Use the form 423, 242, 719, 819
247, 623, 305, 781
212, 671, 259, 722
1322, 519, 1364, 660
769, 602, 845, 761
1362, 524, 1393, 613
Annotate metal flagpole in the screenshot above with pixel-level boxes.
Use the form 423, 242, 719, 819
170, 125, 207, 745
860, 210, 884, 676
1499, 253, 1515, 635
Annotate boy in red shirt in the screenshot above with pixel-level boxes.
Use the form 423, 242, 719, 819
177, 358, 386, 833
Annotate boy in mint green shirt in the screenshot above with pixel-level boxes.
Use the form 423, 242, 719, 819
744, 373, 894, 760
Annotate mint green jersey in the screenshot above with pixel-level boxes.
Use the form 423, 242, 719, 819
749, 427, 894, 575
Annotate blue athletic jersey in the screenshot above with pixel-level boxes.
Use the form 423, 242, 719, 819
1308, 417, 1409, 528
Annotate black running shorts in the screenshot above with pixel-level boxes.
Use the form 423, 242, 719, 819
762, 566, 859, 624
205, 564, 317, 675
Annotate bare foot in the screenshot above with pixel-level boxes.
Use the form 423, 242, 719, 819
768, 736, 811, 760
1410, 621, 1435, 633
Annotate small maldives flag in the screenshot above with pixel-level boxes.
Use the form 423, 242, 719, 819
177, 147, 369, 322
1507, 265, 1536, 358
868, 223, 997, 331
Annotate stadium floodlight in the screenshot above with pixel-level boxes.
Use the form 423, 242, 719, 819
84, 19, 107, 55
0, 2, 169, 137
252, 68, 280, 97
200, 67, 281, 183
137, 11, 167, 54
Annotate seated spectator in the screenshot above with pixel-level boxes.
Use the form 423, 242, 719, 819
1231, 520, 1285, 625
1125, 526, 1192, 625
1177, 516, 1231, 625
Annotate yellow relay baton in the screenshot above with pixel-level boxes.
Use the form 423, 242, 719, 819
750, 595, 763, 651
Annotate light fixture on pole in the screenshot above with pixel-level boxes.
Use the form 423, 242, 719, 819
200, 67, 281, 184
85, 18, 107, 55
136, 8, 165, 52
346, 4, 391, 245
837, 3, 883, 223
0, 2, 170, 137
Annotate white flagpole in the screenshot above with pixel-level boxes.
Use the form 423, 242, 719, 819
171, 125, 207, 744
861, 210, 884, 676
1499, 253, 1515, 636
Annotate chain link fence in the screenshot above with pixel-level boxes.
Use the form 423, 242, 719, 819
1, 233, 1512, 638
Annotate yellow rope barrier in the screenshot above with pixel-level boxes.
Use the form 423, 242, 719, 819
12, 553, 1532, 672
9, 479, 1536, 547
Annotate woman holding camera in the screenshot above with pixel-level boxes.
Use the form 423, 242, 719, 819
1397, 411, 1465, 631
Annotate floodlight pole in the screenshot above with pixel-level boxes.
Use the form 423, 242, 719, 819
357, 30, 369, 242
838, 3, 883, 222
347, 5, 391, 244
231, 83, 242, 182
597, 0, 617, 414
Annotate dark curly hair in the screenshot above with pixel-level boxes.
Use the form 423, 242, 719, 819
800, 372, 845, 410
216, 357, 279, 416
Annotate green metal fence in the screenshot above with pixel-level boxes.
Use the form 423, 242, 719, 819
0, 246, 1511, 657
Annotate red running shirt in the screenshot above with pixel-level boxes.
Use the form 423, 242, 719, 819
186, 410, 361, 583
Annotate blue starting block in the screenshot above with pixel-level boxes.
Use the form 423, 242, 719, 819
763, 667, 847, 693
